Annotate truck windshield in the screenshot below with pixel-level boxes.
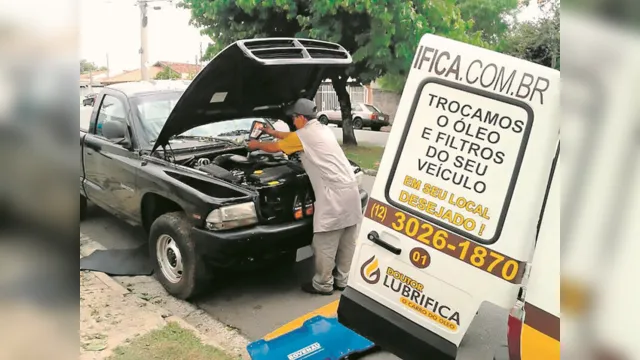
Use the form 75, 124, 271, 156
133, 92, 272, 144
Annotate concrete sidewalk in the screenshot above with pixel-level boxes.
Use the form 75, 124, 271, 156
80, 233, 250, 360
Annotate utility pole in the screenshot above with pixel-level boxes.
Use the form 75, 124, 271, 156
137, 0, 173, 81
89, 68, 93, 92
106, 53, 110, 78
139, 0, 149, 81
199, 42, 204, 72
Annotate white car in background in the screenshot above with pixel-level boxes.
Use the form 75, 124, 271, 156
317, 102, 390, 131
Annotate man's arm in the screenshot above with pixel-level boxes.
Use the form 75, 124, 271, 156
247, 132, 304, 155
264, 127, 290, 140
247, 140, 281, 153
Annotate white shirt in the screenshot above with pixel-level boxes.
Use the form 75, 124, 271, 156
272, 120, 290, 133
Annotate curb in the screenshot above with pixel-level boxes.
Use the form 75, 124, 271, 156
80, 232, 251, 359
363, 169, 378, 176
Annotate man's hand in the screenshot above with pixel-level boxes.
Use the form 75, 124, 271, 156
247, 139, 261, 151
263, 127, 275, 136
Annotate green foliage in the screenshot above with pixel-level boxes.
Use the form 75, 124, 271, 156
499, 1, 560, 69
180, 0, 487, 144
155, 66, 181, 80
181, 0, 483, 85
456, 0, 520, 44
80, 59, 107, 74
376, 0, 519, 93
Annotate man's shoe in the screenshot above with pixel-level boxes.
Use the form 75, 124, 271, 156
301, 282, 333, 296
333, 284, 346, 291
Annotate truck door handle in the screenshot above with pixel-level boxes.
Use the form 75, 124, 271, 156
367, 231, 401, 255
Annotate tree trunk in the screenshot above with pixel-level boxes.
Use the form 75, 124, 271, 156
331, 73, 358, 147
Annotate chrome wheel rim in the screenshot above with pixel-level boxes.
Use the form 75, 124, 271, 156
156, 234, 183, 284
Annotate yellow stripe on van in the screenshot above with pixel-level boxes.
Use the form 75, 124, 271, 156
521, 323, 560, 360
263, 300, 340, 341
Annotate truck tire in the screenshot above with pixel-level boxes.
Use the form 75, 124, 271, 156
149, 211, 210, 300
80, 195, 87, 221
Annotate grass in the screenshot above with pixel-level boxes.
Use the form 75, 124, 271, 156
341, 145, 385, 170
108, 322, 238, 360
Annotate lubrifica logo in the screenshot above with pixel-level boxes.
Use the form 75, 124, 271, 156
384, 267, 461, 331
360, 255, 381, 284
287, 342, 322, 360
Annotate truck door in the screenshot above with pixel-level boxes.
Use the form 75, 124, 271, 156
337, 34, 560, 360
83, 91, 140, 221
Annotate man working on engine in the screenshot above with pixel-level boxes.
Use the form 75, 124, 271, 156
248, 98, 362, 295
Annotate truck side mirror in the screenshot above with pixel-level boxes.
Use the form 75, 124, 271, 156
102, 120, 132, 149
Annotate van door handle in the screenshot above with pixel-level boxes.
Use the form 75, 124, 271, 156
367, 231, 401, 255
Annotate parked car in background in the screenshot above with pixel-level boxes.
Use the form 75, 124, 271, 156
82, 93, 97, 107
317, 102, 390, 131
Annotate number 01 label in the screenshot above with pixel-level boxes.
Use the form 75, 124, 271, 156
409, 247, 431, 269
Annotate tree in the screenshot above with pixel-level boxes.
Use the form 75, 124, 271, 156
154, 66, 181, 80
377, 0, 519, 93
181, 0, 480, 146
499, 1, 559, 69
80, 59, 107, 74
456, 0, 520, 43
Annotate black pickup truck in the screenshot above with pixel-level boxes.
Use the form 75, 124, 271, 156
80, 38, 369, 300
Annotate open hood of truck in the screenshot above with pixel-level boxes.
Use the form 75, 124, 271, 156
151, 38, 353, 153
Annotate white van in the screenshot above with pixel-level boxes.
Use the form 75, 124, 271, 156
336, 34, 560, 360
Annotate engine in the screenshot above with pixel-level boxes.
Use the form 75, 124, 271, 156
187, 149, 314, 225
193, 150, 303, 186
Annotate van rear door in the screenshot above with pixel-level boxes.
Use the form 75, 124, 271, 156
337, 34, 560, 360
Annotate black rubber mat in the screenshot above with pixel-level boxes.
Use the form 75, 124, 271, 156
80, 244, 153, 276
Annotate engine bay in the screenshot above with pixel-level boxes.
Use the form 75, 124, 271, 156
177, 147, 306, 188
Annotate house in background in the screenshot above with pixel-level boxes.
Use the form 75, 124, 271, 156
79, 70, 110, 87
100, 61, 202, 85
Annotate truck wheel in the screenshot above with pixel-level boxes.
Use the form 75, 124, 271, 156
149, 211, 210, 300
80, 195, 87, 221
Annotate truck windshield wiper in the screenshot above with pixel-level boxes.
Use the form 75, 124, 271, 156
150, 134, 245, 147
176, 134, 244, 147
217, 129, 250, 137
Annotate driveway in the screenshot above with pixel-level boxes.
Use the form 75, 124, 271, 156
80, 173, 507, 360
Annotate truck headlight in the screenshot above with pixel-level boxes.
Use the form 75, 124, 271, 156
206, 202, 258, 230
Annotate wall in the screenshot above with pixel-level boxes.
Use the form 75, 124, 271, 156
372, 88, 401, 124
314, 81, 368, 111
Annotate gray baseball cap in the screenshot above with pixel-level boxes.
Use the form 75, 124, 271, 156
284, 98, 317, 119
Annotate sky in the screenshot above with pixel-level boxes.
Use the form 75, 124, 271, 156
79, 0, 544, 76
80, 0, 210, 74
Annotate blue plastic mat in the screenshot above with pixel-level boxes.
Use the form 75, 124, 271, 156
248, 316, 376, 360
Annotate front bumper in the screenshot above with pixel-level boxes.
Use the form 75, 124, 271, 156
192, 188, 369, 268
369, 119, 390, 126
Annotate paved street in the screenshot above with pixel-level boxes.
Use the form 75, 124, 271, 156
329, 126, 389, 147
79, 107, 506, 359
